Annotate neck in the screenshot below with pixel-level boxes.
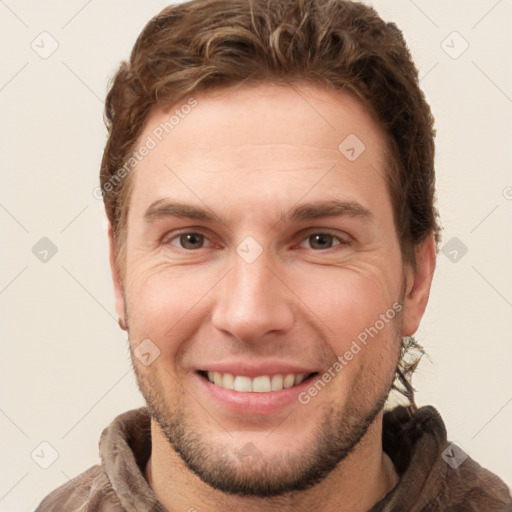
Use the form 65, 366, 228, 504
144, 411, 398, 512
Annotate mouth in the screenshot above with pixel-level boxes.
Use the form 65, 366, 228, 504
198, 370, 319, 392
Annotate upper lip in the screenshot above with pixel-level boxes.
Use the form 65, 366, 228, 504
197, 361, 318, 378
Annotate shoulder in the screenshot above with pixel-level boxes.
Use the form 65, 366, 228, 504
35, 407, 152, 512
431, 454, 512, 511
382, 405, 512, 511
34, 464, 123, 512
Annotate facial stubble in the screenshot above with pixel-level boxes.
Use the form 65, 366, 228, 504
128, 314, 402, 497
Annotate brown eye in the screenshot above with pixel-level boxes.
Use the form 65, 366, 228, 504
298, 232, 346, 250
307, 233, 338, 250
177, 233, 205, 250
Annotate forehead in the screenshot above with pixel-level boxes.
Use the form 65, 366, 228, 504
129, 82, 390, 215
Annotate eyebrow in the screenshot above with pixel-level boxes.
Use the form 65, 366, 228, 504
285, 200, 372, 223
144, 199, 373, 224
144, 200, 218, 223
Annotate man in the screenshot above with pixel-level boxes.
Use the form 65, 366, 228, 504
36, 0, 512, 510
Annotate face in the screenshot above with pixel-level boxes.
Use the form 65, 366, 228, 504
110, 82, 431, 497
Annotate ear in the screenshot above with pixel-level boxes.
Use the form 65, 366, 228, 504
402, 233, 437, 336
108, 222, 126, 330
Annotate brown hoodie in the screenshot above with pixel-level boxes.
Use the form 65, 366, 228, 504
35, 405, 512, 512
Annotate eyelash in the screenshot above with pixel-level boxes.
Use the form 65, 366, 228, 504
163, 229, 350, 252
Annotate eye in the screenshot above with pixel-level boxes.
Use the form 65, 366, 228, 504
299, 232, 347, 250
167, 232, 210, 250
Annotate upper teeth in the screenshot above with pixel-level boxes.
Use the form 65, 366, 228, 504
206, 372, 309, 392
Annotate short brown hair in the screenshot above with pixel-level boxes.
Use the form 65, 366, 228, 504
100, 0, 439, 406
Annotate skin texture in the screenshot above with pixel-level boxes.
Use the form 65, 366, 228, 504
108, 82, 436, 512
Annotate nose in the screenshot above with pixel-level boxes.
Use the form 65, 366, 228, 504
211, 252, 295, 343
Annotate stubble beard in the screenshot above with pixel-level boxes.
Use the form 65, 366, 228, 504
130, 330, 401, 498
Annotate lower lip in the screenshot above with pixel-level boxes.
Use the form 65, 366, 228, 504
196, 373, 318, 415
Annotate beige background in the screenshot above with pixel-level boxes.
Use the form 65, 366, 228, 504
1, 1, 511, 510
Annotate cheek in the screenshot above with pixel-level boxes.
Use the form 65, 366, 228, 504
292, 266, 403, 379
292, 266, 399, 339
125, 265, 219, 356
326, 315, 401, 413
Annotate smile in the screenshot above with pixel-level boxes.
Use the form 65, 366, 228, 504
200, 371, 318, 392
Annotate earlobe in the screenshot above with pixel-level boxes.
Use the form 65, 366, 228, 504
108, 222, 127, 330
402, 233, 437, 336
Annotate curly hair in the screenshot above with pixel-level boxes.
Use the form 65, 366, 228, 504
100, 0, 440, 408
